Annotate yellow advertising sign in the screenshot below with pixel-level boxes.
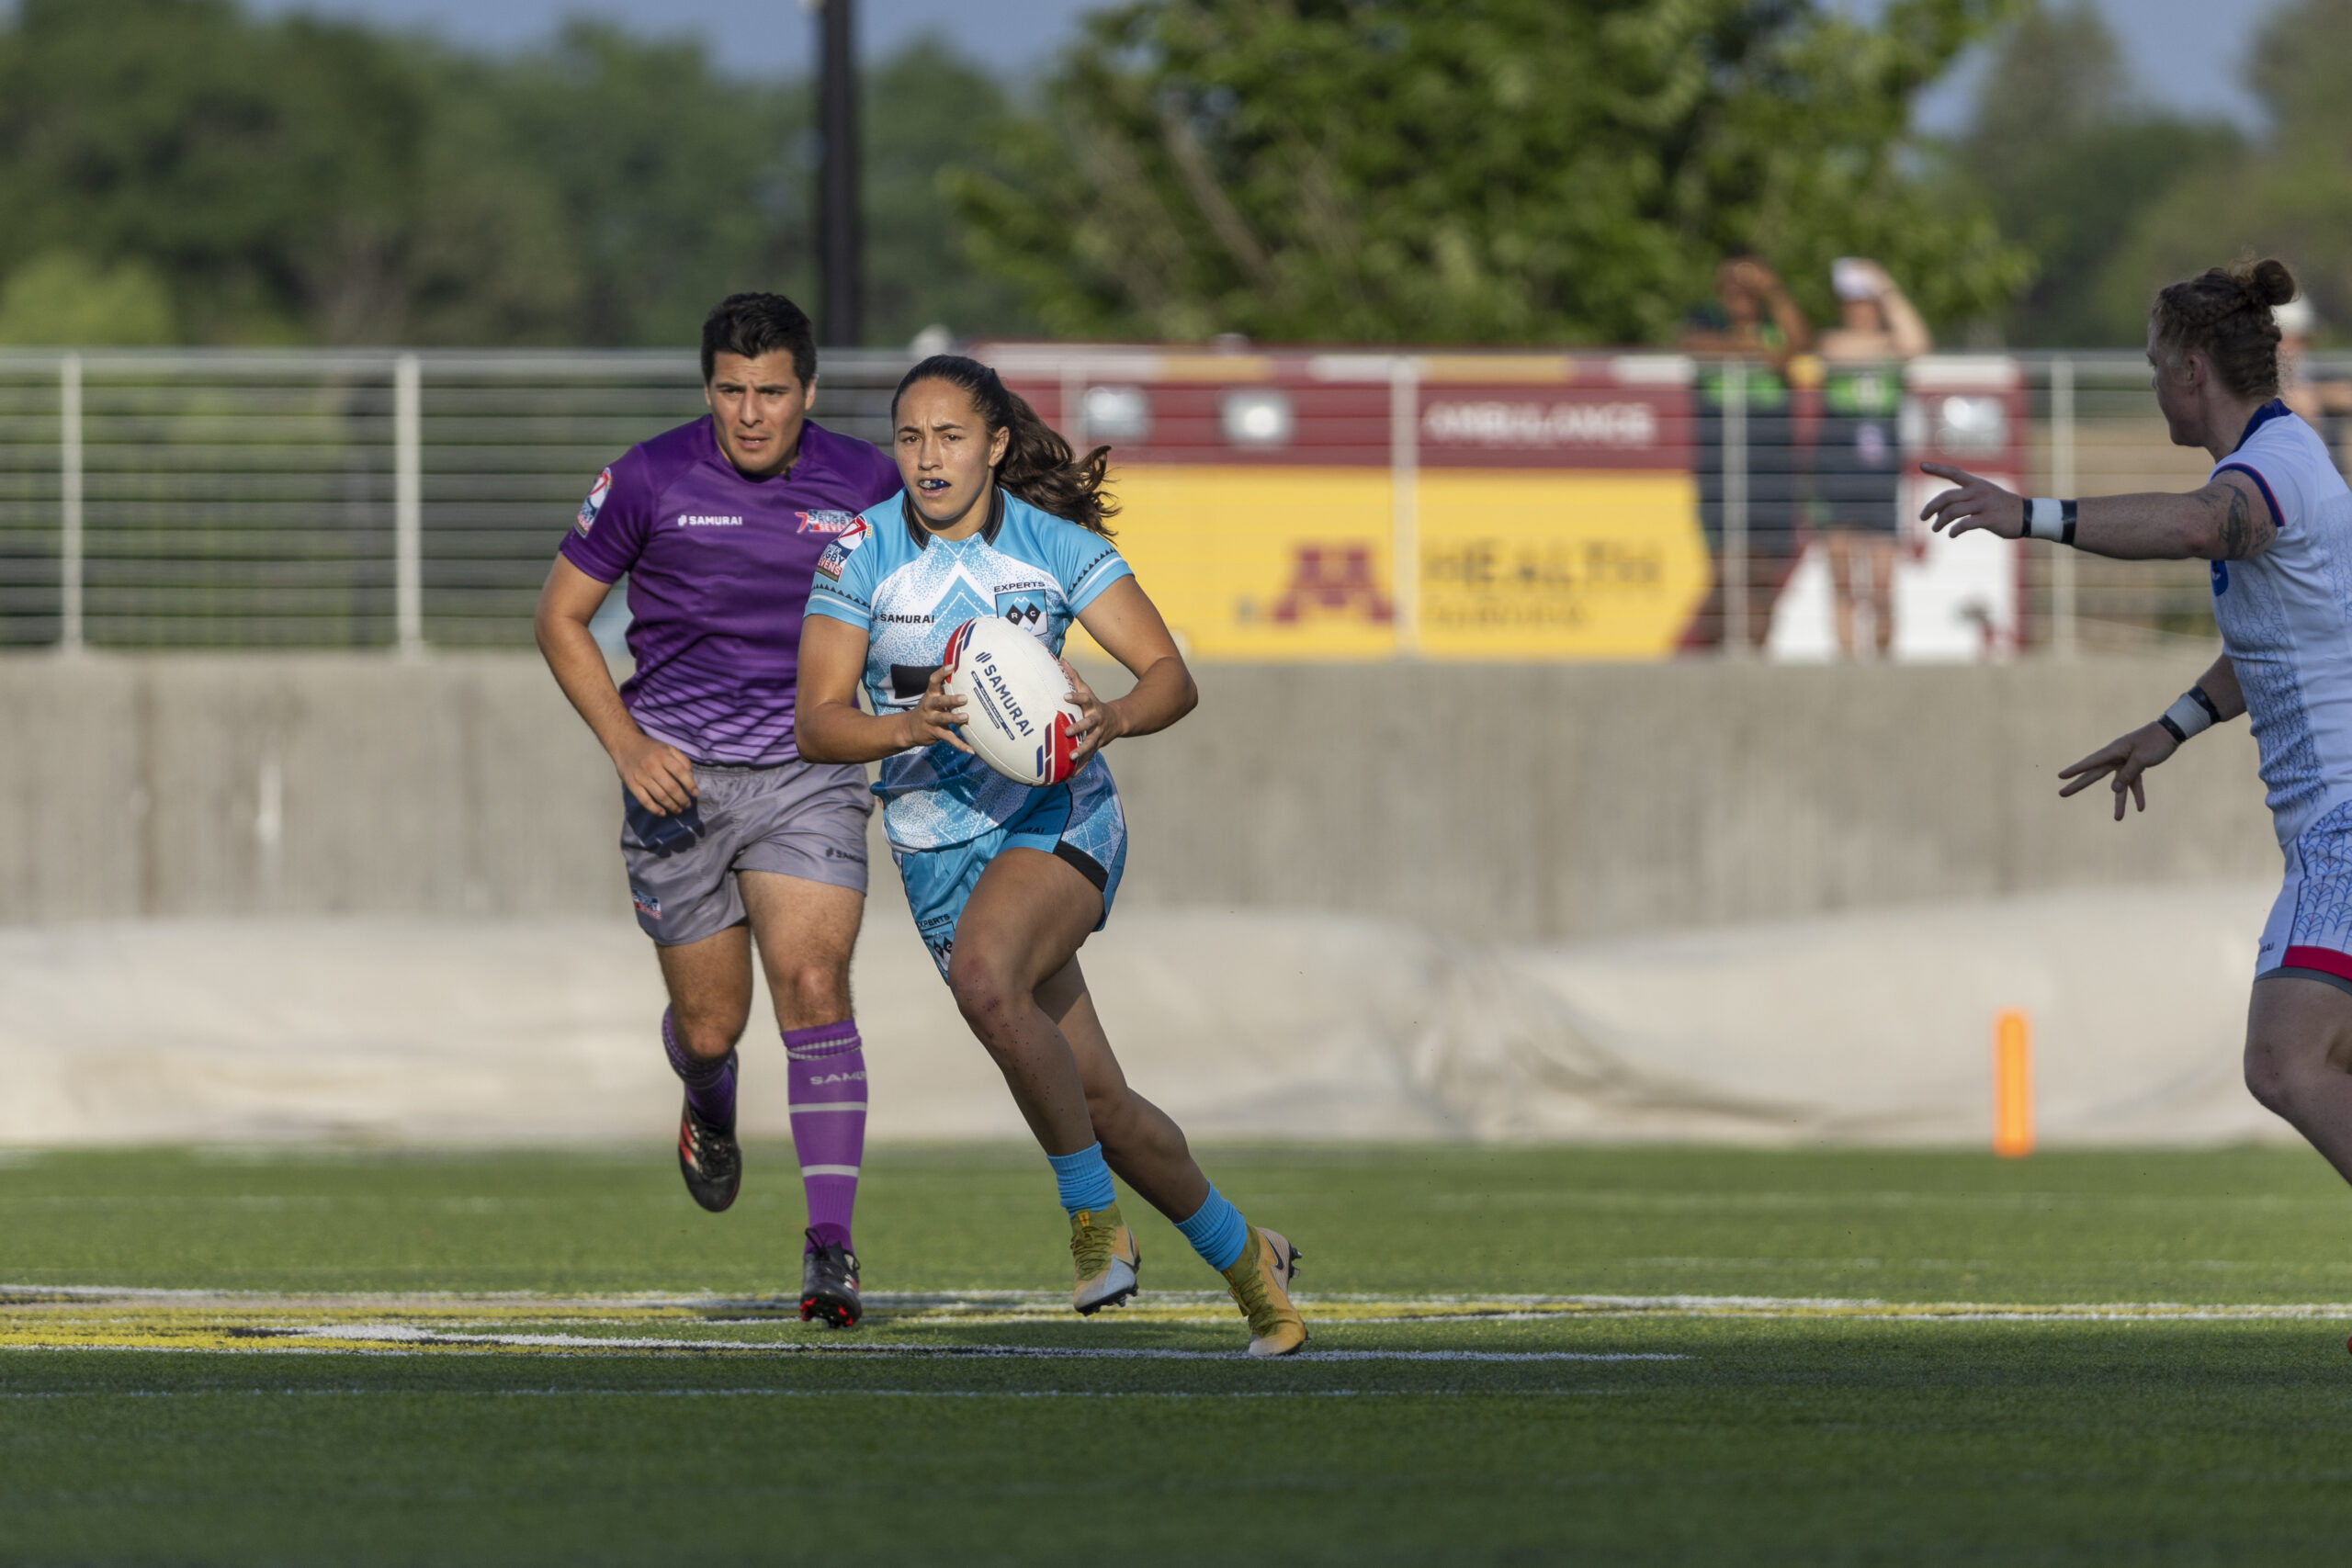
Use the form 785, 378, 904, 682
1416, 472, 1709, 660
1089, 465, 1710, 661
1091, 467, 1399, 661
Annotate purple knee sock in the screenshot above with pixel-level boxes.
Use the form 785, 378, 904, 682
662, 1008, 737, 1130
784, 1021, 866, 1254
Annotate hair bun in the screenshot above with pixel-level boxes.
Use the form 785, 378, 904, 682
2152, 259, 2292, 400
2248, 257, 2298, 310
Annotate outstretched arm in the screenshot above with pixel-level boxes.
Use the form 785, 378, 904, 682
2058, 653, 2244, 821
1918, 466, 2277, 562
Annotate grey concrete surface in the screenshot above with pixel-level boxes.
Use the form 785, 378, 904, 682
0, 652, 2278, 938
1118, 657, 2279, 939
0, 886, 2289, 1146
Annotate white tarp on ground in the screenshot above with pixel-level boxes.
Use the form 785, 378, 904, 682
0, 882, 2290, 1147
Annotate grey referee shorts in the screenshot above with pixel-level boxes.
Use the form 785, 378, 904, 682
620, 759, 872, 947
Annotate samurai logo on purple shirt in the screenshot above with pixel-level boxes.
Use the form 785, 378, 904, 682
556, 418, 901, 767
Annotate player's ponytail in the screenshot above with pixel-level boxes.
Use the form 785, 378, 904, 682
2151, 256, 2300, 400
892, 355, 1119, 536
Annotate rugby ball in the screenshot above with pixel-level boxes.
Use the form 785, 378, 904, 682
941, 615, 1084, 786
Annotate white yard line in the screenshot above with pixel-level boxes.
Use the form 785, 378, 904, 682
7, 1284, 2352, 1322
300, 1326, 1682, 1360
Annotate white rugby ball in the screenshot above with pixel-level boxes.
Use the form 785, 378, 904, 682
941, 615, 1084, 786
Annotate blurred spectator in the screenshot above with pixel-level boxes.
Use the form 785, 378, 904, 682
1814, 258, 1932, 660
2276, 295, 2352, 474
1680, 257, 1813, 650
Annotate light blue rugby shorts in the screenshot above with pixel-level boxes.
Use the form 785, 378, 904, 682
892, 762, 1127, 982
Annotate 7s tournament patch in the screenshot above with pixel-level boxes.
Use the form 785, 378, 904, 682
796, 510, 858, 535
631, 887, 662, 920
576, 468, 613, 536
815, 517, 870, 580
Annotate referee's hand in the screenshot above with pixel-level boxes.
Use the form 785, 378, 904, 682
613, 732, 698, 815
2058, 721, 2179, 821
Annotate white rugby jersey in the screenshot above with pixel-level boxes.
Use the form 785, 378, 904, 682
2207, 400, 2352, 843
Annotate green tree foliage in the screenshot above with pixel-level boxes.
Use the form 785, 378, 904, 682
944, 0, 2032, 344
2098, 0, 2352, 344
0, 0, 424, 343
474, 24, 798, 348
0, 0, 1033, 347
1955, 2, 2241, 346
864, 39, 1037, 347
0, 252, 177, 345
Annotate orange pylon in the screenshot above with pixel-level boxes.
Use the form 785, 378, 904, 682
1994, 1009, 2034, 1158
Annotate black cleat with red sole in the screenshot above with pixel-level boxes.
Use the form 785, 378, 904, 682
676, 1100, 741, 1213
800, 1231, 862, 1328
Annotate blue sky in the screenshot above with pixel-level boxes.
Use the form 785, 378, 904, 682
247, 0, 2279, 129
243, 0, 1105, 76
1860, 0, 2276, 131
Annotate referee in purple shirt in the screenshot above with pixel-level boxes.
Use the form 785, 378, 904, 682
535, 294, 901, 1326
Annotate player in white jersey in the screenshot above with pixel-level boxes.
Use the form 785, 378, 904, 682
795, 355, 1308, 1356
1920, 256, 2352, 1190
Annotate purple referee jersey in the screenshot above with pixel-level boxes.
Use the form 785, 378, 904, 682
560, 416, 901, 765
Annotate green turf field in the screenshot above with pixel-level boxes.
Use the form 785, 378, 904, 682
7, 1143, 2352, 1563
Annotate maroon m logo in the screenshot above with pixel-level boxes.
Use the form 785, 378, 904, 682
1270, 545, 1394, 624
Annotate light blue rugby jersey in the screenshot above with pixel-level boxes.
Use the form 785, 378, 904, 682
804, 488, 1133, 851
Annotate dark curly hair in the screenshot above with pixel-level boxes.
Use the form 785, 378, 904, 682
891, 355, 1117, 536
2151, 257, 2299, 400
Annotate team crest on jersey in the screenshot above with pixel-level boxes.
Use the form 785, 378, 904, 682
990, 572, 1055, 636
815, 517, 870, 580
575, 468, 613, 536
796, 510, 858, 535
995, 592, 1048, 634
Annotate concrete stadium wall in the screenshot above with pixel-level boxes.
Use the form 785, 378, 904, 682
0, 652, 2278, 939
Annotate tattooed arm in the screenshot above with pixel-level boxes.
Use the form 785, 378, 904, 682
2197, 475, 2279, 560
1919, 467, 2277, 562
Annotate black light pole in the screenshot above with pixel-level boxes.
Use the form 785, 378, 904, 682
816, 0, 862, 347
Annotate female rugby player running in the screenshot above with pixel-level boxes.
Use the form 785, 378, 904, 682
1923, 257, 2352, 1190
793, 355, 1307, 1357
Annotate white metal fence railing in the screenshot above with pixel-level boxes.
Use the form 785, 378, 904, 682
0, 347, 2325, 655
2011, 351, 2260, 656
0, 349, 916, 653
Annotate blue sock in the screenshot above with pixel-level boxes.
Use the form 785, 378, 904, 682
1046, 1142, 1117, 1217
1175, 1185, 1250, 1272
